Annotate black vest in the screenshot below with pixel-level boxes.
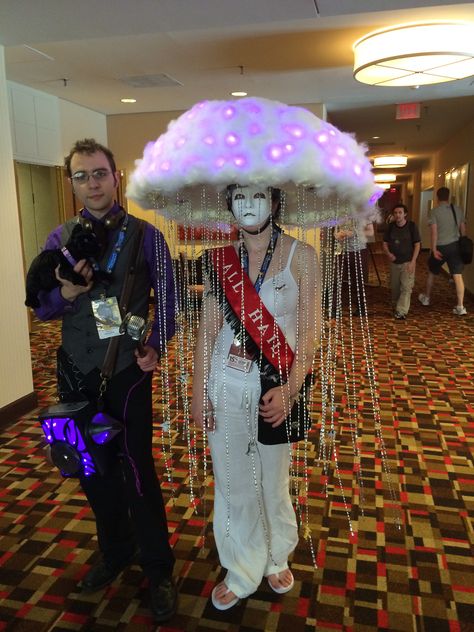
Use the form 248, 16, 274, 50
61, 213, 150, 375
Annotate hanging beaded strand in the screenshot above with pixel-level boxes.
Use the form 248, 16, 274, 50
152, 211, 176, 505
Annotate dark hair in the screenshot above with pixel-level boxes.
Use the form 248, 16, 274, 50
225, 184, 282, 219
64, 138, 117, 176
437, 186, 450, 202
392, 203, 408, 215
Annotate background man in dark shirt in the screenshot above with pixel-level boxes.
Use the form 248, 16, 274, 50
383, 204, 421, 320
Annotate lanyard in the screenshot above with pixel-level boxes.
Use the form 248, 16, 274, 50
104, 213, 129, 273
240, 224, 280, 294
82, 210, 130, 274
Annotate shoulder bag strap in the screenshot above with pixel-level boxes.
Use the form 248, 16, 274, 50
450, 204, 461, 235
100, 219, 146, 381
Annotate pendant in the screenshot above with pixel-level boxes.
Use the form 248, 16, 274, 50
246, 439, 257, 455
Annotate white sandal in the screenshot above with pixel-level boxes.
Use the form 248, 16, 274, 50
211, 584, 240, 610
267, 570, 295, 594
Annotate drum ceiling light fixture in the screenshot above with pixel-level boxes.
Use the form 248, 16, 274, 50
374, 173, 396, 182
353, 22, 474, 86
373, 155, 407, 168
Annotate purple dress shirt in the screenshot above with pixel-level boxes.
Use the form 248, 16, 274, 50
34, 204, 176, 354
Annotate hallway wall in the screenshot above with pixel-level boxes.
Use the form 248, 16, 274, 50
433, 117, 474, 293
0, 45, 34, 411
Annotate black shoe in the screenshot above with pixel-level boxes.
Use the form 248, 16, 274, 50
80, 557, 133, 593
150, 577, 177, 623
394, 312, 406, 320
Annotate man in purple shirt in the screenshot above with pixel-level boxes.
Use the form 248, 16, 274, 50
31, 138, 177, 622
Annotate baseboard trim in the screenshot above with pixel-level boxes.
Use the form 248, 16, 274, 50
0, 392, 38, 431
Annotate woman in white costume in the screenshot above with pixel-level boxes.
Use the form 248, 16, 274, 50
192, 184, 320, 609
126, 95, 380, 611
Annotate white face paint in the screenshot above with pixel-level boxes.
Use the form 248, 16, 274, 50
231, 185, 271, 228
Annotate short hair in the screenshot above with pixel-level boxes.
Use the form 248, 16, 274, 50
225, 184, 282, 219
437, 186, 450, 201
392, 203, 408, 215
64, 138, 117, 176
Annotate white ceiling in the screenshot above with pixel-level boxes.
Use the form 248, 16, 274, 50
1, 0, 474, 174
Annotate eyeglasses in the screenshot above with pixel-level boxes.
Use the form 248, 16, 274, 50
70, 169, 112, 185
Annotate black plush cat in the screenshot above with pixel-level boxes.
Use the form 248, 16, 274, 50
25, 223, 109, 308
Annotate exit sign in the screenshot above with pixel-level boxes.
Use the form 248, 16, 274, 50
396, 103, 421, 120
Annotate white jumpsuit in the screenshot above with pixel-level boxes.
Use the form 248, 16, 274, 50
208, 240, 299, 598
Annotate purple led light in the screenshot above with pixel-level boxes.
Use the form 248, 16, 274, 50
248, 123, 262, 136
215, 157, 226, 168
284, 143, 295, 154
353, 164, 362, 176
203, 135, 215, 145
283, 124, 305, 138
330, 157, 343, 170
267, 145, 283, 161
316, 133, 329, 145
92, 430, 110, 445
225, 133, 239, 147
233, 155, 247, 168
160, 161, 171, 172
175, 137, 187, 148
152, 141, 162, 156
243, 102, 262, 114
41, 416, 96, 477
223, 106, 236, 119
336, 147, 347, 157
369, 190, 384, 204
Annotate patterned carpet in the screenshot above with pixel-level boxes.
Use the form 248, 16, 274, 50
1, 253, 473, 632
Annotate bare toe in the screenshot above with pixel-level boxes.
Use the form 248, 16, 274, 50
214, 582, 237, 605
268, 568, 293, 590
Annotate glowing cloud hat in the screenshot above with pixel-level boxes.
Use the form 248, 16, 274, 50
127, 97, 382, 226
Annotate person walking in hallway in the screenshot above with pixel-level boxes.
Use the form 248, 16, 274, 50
418, 186, 467, 315
383, 204, 421, 320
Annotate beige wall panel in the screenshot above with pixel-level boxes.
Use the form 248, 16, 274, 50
15, 162, 37, 271
0, 46, 34, 408
31, 165, 61, 253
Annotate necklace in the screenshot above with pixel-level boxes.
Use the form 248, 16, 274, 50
240, 223, 281, 294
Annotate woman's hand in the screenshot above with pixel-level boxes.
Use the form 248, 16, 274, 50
259, 386, 293, 428
334, 229, 353, 241
191, 396, 215, 431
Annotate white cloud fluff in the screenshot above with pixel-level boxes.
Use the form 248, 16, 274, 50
126, 97, 382, 225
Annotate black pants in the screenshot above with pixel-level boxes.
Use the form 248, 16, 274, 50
58, 352, 174, 582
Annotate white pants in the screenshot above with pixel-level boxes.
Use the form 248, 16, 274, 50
208, 364, 298, 598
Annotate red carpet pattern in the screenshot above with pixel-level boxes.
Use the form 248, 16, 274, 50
1, 253, 473, 631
